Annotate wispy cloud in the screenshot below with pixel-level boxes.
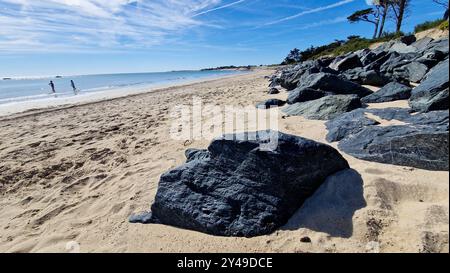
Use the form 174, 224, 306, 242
0, 0, 241, 53
263, 0, 356, 26
192, 0, 245, 17
297, 16, 348, 30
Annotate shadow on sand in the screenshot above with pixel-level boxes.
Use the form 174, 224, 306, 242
281, 168, 366, 238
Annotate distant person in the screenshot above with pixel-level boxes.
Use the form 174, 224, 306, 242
71, 80, 79, 95
49, 80, 56, 94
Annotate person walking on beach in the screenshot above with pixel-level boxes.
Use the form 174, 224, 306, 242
71, 80, 78, 95
49, 80, 56, 94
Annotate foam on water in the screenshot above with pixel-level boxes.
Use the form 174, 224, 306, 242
0, 70, 244, 116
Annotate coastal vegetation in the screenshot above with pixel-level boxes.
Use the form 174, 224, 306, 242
414, 19, 448, 33
282, 0, 448, 64
282, 32, 403, 64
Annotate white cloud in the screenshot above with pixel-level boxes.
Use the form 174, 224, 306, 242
0, 0, 240, 52
297, 16, 348, 30
193, 0, 245, 17
263, 0, 356, 26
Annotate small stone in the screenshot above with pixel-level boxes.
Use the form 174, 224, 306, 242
300, 236, 312, 243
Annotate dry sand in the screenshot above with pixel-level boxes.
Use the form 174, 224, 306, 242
0, 69, 448, 253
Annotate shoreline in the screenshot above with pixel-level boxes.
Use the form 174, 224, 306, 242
0, 70, 254, 119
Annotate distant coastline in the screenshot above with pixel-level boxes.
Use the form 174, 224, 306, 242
201, 65, 254, 71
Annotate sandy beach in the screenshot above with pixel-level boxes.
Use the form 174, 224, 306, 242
0, 69, 448, 253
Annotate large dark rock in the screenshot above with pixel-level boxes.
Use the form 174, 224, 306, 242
359, 70, 389, 86
283, 95, 362, 120
411, 37, 434, 51
269, 77, 281, 88
389, 42, 417, 54
380, 52, 418, 74
355, 48, 371, 60
409, 59, 449, 112
325, 108, 380, 142
361, 50, 388, 67
268, 87, 280, 94
256, 99, 286, 109
361, 82, 412, 103
416, 50, 447, 68
344, 68, 389, 86
275, 61, 337, 91
326, 108, 449, 142
399, 35, 417, 46
326, 108, 449, 171
364, 51, 398, 71
329, 54, 363, 72
298, 73, 372, 97
394, 61, 429, 83
420, 38, 449, 56
130, 131, 350, 237
286, 87, 328, 104
339, 125, 449, 171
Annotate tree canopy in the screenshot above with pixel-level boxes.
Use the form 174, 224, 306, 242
348, 8, 378, 24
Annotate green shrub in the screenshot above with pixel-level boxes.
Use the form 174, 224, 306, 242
439, 20, 449, 31
415, 19, 446, 33
375, 31, 404, 42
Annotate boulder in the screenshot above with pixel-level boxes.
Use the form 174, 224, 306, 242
256, 99, 286, 109
360, 70, 389, 86
344, 68, 389, 86
298, 72, 372, 97
389, 42, 417, 54
283, 95, 362, 120
364, 51, 398, 71
409, 59, 449, 112
355, 49, 371, 61
268, 87, 280, 94
326, 108, 449, 171
326, 108, 449, 142
399, 35, 417, 46
286, 87, 328, 104
338, 120, 449, 171
411, 37, 434, 51
269, 77, 281, 88
394, 61, 429, 83
317, 56, 335, 67
380, 52, 418, 74
372, 40, 396, 53
421, 38, 449, 56
329, 54, 363, 72
276, 60, 337, 91
130, 131, 350, 237
325, 108, 380, 142
416, 50, 447, 68
361, 82, 412, 103
361, 50, 388, 67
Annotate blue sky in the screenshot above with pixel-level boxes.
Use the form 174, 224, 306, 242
0, 0, 446, 77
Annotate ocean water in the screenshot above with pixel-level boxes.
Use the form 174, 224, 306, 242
0, 70, 243, 106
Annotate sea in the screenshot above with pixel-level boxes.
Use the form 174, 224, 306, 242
0, 70, 243, 107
